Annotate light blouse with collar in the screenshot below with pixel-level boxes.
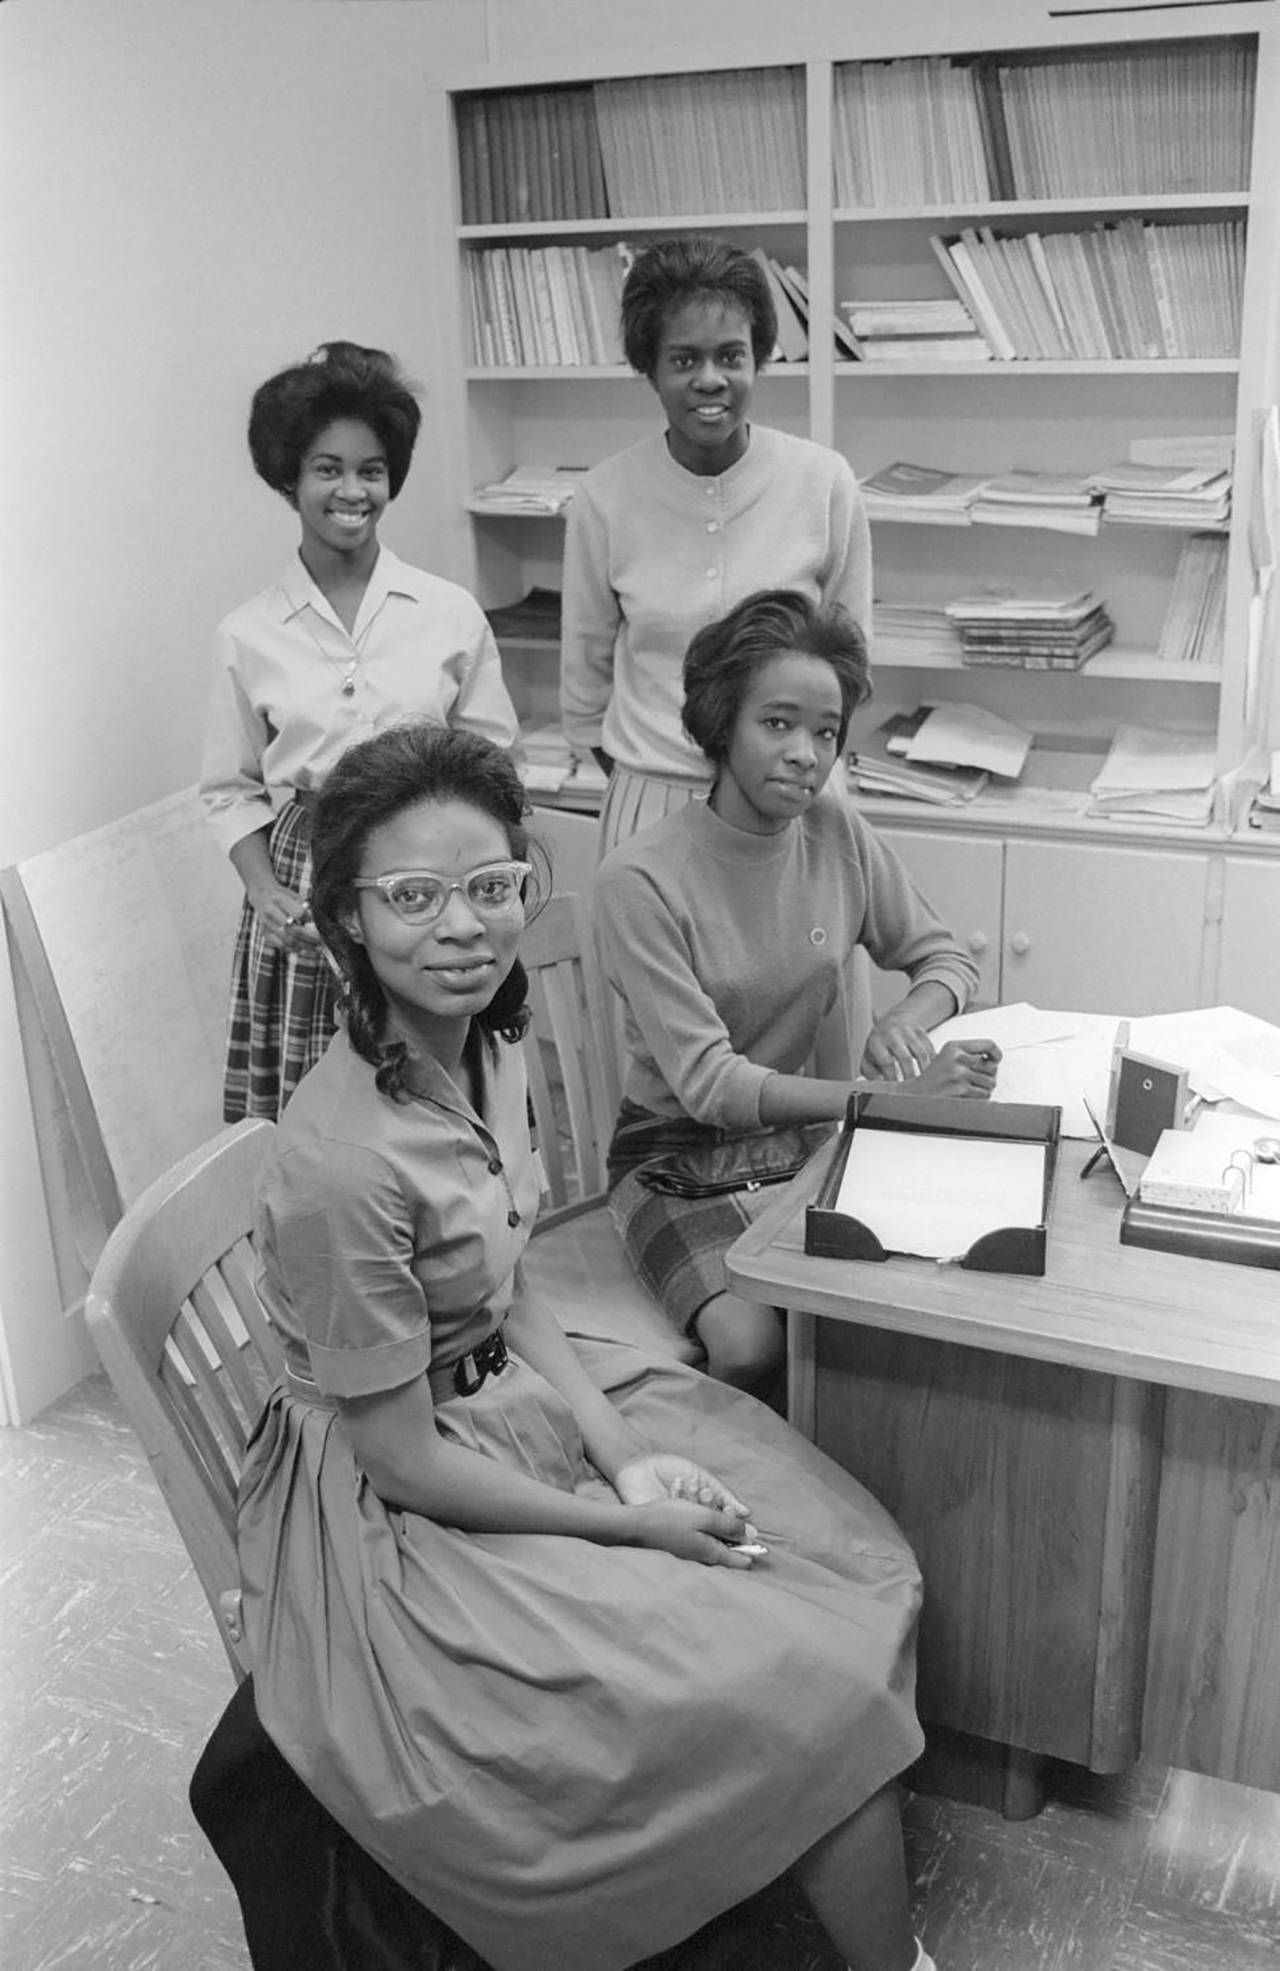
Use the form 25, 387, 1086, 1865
200, 546, 519, 856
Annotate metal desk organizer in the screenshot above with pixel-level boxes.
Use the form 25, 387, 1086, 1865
804, 1093, 1062, 1277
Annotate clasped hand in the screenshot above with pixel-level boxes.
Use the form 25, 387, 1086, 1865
612, 1453, 760, 1569
861, 1014, 1000, 1099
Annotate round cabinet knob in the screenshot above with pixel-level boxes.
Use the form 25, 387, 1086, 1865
967, 931, 989, 955
1009, 932, 1031, 957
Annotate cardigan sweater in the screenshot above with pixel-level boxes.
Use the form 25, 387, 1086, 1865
594, 798, 979, 1131
560, 427, 871, 780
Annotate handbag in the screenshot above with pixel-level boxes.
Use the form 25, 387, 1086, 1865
634, 1123, 832, 1199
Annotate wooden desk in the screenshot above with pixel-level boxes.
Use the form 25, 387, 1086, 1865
727, 1137, 1280, 1793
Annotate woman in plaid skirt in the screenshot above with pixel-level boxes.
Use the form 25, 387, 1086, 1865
200, 340, 519, 1121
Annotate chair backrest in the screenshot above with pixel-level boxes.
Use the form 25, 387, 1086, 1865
84, 1117, 281, 1680
520, 891, 621, 1229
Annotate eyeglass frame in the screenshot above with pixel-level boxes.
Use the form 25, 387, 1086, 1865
351, 860, 533, 925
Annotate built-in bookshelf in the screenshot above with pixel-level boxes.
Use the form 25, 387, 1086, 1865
432, 7, 1280, 835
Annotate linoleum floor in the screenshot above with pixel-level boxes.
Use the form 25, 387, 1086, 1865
2, 1375, 1277, 1971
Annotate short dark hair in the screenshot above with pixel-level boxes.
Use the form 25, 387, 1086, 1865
682, 589, 873, 767
311, 723, 544, 1097
247, 340, 422, 501
620, 235, 777, 377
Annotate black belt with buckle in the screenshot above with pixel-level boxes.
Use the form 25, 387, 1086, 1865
449, 1326, 509, 1399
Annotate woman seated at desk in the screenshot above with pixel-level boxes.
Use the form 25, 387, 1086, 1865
595, 590, 998, 1397
236, 719, 937, 1971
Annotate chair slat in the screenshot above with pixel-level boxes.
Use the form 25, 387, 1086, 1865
168, 1302, 252, 1459
158, 1340, 241, 1521
524, 1020, 570, 1209
189, 1276, 265, 1418
220, 1236, 284, 1375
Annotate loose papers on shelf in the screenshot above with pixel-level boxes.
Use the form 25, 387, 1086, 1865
1088, 724, 1218, 825
466, 467, 588, 515
903, 702, 1033, 779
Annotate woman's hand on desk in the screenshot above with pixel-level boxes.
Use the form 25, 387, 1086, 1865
863, 1038, 1001, 1101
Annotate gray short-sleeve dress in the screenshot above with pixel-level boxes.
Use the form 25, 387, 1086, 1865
237, 1025, 923, 1971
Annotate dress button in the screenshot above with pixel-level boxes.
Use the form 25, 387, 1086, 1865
488, 1157, 502, 1174
507, 1208, 520, 1227
706, 568, 716, 579
705, 483, 716, 496
706, 521, 718, 533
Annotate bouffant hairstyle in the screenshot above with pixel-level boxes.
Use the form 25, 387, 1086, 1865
620, 235, 777, 378
311, 724, 545, 1100
247, 340, 421, 501
681, 589, 873, 768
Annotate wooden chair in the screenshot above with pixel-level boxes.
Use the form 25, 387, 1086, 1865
84, 1117, 281, 1680
520, 892, 698, 1363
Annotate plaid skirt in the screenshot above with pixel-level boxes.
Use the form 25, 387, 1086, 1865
606, 1105, 779, 1340
222, 801, 340, 1123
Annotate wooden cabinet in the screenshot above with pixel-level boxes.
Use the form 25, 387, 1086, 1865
871, 826, 1003, 1009
1215, 851, 1280, 1021
1002, 840, 1209, 1013
873, 825, 1212, 1014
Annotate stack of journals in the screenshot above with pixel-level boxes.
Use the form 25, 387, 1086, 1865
1089, 462, 1232, 529
456, 87, 609, 224
467, 469, 587, 517
944, 590, 1114, 670
839, 299, 990, 364
465, 243, 633, 367
967, 472, 1102, 536
1157, 537, 1228, 667
1087, 725, 1218, 826
871, 603, 963, 664
831, 42, 1254, 208
930, 219, 1244, 361
861, 463, 989, 526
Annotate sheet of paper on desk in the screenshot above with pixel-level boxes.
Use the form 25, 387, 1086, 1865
836, 1130, 1047, 1261
930, 1004, 1118, 1137
1129, 1006, 1280, 1120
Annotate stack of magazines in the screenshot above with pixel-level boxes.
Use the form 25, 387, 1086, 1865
870, 603, 963, 664
967, 471, 1102, 536
839, 298, 990, 363
944, 588, 1114, 670
1090, 461, 1232, 528
861, 462, 990, 525
1157, 537, 1228, 666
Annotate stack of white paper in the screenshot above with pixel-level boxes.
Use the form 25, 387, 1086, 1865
518, 723, 575, 793
466, 466, 587, 516
1088, 724, 1218, 826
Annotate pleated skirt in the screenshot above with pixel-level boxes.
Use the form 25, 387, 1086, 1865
222, 800, 339, 1122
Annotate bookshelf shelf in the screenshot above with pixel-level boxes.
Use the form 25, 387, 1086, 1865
835, 361, 1241, 378
873, 645, 1222, 683
834, 194, 1251, 225
465, 363, 810, 381
438, 10, 1277, 844
460, 211, 807, 240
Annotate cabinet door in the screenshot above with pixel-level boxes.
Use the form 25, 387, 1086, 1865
871, 828, 1003, 1010
1003, 841, 1207, 1014
1216, 855, 1280, 1023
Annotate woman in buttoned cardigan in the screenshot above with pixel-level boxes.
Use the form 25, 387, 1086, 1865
200, 339, 518, 1122
559, 234, 872, 853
